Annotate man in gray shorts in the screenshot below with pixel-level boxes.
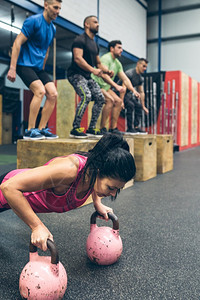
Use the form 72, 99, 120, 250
7, 0, 62, 140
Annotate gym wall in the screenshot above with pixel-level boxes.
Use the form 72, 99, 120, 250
147, 0, 200, 82
98, 0, 147, 58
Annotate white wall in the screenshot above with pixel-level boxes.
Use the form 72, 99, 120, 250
99, 0, 147, 58
32, 0, 147, 58
149, 9, 200, 39
147, 0, 200, 81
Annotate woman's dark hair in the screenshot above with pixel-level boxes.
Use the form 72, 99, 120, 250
82, 133, 136, 196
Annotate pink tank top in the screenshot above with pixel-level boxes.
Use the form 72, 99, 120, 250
0, 154, 93, 213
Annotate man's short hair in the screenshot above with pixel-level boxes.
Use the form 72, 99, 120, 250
108, 40, 122, 52
138, 58, 148, 64
83, 15, 97, 27
45, 0, 62, 4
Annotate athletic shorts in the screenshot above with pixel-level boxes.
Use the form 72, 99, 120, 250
16, 65, 52, 88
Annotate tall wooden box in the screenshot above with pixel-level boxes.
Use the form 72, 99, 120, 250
156, 134, 173, 174
133, 135, 157, 181
17, 138, 97, 169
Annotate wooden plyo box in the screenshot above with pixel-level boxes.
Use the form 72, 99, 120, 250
156, 134, 173, 174
132, 135, 157, 181
17, 138, 97, 169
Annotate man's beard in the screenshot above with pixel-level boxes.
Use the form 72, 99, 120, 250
114, 53, 120, 59
90, 27, 99, 34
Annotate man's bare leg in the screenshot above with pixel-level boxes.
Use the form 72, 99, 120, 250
38, 82, 57, 130
107, 89, 123, 129
100, 89, 114, 129
28, 80, 46, 130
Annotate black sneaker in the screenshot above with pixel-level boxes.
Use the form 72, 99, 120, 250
109, 127, 123, 135
124, 128, 139, 135
40, 128, 59, 139
135, 128, 148, 135
23, 128, 45, 140
100, 127, 107, 135
70, 127, 87, 139
86, 128, 103, 138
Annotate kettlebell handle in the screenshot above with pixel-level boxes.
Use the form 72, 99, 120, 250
29, 239, 59, 265
90, 211, 119, 230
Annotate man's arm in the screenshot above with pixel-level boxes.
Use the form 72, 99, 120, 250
73, 48, 103, 77
43, 47, 50, 70
100, 73, 125, 93
96, 55, 114, 77
7, 32, 28, 82
137, 85, 149, 113
118, 71, 140, 99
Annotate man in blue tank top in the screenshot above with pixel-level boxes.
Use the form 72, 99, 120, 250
7, 0, 62, 140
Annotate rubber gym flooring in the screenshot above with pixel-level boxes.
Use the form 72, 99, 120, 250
0, 144, 200, 300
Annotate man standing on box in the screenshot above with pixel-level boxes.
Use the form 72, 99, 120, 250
7, 0, 62, 140
67, 15, 111, 139
120, 58, 149, 134
91, 40, 141, 135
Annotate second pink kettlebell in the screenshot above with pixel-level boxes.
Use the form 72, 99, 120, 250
86, 211, 123, 265
19, 239, 67, 300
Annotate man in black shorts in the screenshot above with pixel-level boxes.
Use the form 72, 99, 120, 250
67, 15, 111, 138
7, 0, 62, 140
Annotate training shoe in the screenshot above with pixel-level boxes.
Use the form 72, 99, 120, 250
40, 128, 59, 139
23, 128, 45, 140
135, 128, 148, 135
124, 128, 139, 135
70, 127, 87, 139
109, 127, 124, 135
86, 128, 103, 138
100, 127, 107, 135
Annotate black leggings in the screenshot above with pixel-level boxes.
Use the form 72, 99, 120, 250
0, 172, 10, 212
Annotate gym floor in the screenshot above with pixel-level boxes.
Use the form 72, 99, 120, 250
0, 144, 200, 300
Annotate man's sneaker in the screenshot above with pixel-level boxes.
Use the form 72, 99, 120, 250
86, 128, 103, 138
135, 128, 148, 135
40, 128, 59, 139
70, 127, 87, 139
100, 127, 107, 135
124, 128, 139, 135
109, 127, 123, 135
23, 128, 45, 140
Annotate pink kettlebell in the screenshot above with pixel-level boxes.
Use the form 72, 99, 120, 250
86, 211, 123, 265
19, 239, 67, 300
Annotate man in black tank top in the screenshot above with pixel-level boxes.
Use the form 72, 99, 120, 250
67, 16, 111, 138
